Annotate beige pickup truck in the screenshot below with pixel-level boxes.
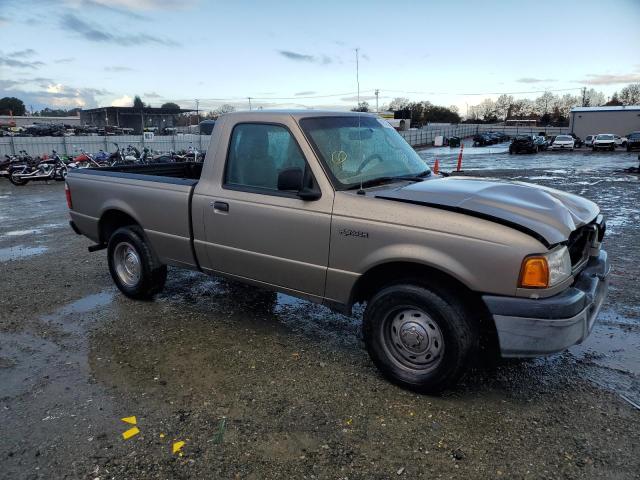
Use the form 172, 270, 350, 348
65, 111, 609, 392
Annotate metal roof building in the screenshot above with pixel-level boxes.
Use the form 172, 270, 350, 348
80, 106, 195, 134
569, 106, 640, 139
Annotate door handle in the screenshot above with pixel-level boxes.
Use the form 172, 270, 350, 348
212, 201, 229, 212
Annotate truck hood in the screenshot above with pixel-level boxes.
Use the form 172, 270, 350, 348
375, 176, 599, 245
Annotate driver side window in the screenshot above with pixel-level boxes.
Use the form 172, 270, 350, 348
225, 123, 307, 192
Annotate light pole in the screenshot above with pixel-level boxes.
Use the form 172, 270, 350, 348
375, 89, 379, 113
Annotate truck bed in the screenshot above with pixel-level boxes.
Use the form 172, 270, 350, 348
67, 162, 203, 269
78, 161, 203, 184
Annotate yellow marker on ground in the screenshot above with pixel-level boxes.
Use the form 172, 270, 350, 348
121, 416, 137, 425
122, 427, 140, 440
172, 441, 185, 454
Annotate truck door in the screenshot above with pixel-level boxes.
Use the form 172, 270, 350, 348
195, 121, 333, 299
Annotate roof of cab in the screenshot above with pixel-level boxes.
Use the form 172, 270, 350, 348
220, 109, 377, 120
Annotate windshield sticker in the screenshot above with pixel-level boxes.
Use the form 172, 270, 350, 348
331, 151, 348, 165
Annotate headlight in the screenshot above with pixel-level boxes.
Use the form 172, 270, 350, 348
519, 246, 572, 288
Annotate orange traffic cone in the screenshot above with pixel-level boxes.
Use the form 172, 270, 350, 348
456, 144, 464, 172
433, 158, 440, 174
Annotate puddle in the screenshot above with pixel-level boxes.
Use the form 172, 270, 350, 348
0, 245, 47, 261
41, 291, 114, 334
3, 229, 43, 237
571, 323, 640, 377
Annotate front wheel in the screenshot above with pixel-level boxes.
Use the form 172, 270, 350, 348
107, 226, 167, 299
363, 283, 478, 393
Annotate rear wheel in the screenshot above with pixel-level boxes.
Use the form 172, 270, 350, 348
610, 144, 615, 151
363, 283, 479, 393
107, 226, 167, 299
9, 173, 28, 186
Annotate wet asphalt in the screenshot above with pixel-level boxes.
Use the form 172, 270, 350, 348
0, 147, 639, 479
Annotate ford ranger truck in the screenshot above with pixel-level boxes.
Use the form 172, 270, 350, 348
65, 111, 609, 393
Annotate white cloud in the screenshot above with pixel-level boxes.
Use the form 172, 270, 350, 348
46, 83, 65, 94
111, 94, 133, 107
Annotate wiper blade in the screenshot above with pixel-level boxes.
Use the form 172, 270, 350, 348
346, 171, 431, 190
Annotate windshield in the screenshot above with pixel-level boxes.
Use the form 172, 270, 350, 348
300, 116, 429, 189
555, 135, 572, 141
597, 134, 614, 140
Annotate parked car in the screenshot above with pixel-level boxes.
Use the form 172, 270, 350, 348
66, 110, 609, 393
534, 136, 548, 151
625, 132, 640, 151
472, 133, 491, 147
584, 135, 596, 147
614, 135, 628, 148
592, 134, 616, 151
550, 135, 575, 151
509, 135, 538, 154
567, 133, 583, 148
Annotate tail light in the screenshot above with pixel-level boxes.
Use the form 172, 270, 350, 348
65, 182, 72, 209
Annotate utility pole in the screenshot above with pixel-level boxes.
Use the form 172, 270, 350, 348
248, 97, 252, 111
581, 87, 587, 107
375, 89, 379, 113
195, 99, 199, 122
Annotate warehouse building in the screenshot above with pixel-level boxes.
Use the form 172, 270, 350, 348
569, 106, 640, 138
80, 106, 195, 134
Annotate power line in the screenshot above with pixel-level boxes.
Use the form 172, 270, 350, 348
381, 87, 584, 96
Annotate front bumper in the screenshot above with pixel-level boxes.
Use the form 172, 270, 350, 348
483, 250, 610, 357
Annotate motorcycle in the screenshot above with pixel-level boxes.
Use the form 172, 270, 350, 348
9, 150, 67, 186
67, 150, 109, 169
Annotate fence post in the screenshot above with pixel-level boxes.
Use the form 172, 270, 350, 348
172, 134, 176, 152
9, 135, 16, 155
104, 136, 108, 152
62, 135, 68, 155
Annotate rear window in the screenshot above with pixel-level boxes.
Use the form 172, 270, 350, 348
555, 135, 572, 141
629, 133, 640, 139
596, 134, 614, 140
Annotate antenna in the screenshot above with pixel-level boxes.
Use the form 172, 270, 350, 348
355, 48, 365, 195
355, 48, 360, 106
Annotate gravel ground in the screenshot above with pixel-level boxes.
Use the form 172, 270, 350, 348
1, 147, 639, 479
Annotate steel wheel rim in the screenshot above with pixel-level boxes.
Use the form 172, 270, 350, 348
114, 242, 141, 287
382, 307, 445, 372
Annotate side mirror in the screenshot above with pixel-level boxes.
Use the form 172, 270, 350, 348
277, 167, 321, 201
277, 167, 303, 191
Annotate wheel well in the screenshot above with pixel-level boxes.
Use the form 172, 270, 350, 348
99, 210, 139, 244
351, 262, 499, 353
353, 262, 474, 303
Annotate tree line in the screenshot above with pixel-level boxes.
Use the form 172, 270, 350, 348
466, 84, 640, 125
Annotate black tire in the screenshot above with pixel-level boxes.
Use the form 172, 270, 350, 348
508, 147, 513, 154
9, 174, 28, 186
610, 144, 615, 151
592, 146, 596, 152
107, 226, 167, 300
363, 283, 479, 393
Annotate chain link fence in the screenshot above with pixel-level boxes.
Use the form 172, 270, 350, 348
0, 134, 211, 157
1, 123, 572, 156
399, 123, 571, 147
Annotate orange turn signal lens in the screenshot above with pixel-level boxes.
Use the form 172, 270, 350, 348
519, 256, 549, 288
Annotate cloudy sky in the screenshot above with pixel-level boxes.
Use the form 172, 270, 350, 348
1, 0, 639, 114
